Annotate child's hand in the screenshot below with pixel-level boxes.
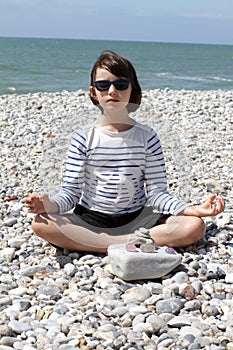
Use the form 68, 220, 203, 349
183, 194, 225, 217
23, 193, 58, 214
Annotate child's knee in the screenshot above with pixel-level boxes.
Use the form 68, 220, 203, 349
188, 216, 206, 241
31, 214, 49, 238
195, 217, 206, 234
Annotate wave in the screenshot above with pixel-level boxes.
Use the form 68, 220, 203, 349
154, 72, 208, 82
211, 76, 233, 82
7, 87, 16, 93
154, 72, 233, 83
155, 72, 170, 77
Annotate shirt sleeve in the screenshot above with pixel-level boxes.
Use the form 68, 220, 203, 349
53, 128, 86, 213
145, 128, 188, 215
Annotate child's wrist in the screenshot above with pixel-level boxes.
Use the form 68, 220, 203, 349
180, 206, 192, 216
50, 200, 59, 213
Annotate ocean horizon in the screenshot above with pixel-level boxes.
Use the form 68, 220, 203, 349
1, 37, 233, 95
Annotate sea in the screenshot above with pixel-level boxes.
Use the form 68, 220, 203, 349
0, 37, 233, 95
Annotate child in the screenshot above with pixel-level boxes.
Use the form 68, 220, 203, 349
23, 50, 225, 253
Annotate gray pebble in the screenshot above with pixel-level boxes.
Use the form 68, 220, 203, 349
156, 298, 184, 315
8, 320, 31, 334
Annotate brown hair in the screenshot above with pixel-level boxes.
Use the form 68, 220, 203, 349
90, 50, 142, 112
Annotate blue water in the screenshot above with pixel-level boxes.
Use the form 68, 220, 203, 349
0, 37, 233, 95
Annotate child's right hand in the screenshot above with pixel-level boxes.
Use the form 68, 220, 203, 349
23, 193, 59, 214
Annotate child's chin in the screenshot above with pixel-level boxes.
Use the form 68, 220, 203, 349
104, 101, 128, 110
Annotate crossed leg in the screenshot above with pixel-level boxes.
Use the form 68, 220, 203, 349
150, 215, 206, 248
32, 214, 129, 253
32, 213, 206, 253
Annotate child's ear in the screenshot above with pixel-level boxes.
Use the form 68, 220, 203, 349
89, 86, 97, 100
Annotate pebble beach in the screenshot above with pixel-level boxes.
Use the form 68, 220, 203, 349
0, 88, 233, 350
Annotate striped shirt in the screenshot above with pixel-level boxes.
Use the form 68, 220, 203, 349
54, 122, 187, 215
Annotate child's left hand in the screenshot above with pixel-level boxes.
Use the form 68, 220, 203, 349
183, 194, 225, 217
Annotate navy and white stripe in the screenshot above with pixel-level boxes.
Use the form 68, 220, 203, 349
54, 122, 187, 215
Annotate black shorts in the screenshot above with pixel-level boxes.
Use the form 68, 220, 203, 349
63, 204, 170, 236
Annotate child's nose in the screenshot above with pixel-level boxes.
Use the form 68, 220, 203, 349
108, 83, 118, 93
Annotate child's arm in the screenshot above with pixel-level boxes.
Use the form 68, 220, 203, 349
23, 193, 59, 214
181, 194, 225, 217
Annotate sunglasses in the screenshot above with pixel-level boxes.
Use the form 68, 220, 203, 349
94, 78, 130, 91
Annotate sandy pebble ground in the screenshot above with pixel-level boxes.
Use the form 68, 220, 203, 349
0, 89, 233, 350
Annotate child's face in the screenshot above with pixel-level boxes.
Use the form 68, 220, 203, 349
90, 68, 132, 114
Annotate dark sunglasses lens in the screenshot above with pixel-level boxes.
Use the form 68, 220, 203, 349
95, 81, 110, 91
114, 80, 130, 90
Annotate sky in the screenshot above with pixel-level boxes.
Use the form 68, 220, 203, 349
0, 0, 233, 45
